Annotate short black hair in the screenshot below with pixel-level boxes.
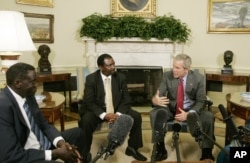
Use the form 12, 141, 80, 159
6, 62, 35, 86
97, 53, 113, 67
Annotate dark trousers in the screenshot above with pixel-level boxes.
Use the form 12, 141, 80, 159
78, 109, 143, 156
61, 127, 85, 153
150, 107, 215, 149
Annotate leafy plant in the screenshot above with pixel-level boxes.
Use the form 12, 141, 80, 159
80, 13, 191, 43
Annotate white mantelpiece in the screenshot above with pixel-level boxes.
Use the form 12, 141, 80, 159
82, 37, 183, 72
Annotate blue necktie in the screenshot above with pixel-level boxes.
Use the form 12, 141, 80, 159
23, 101, 51, 150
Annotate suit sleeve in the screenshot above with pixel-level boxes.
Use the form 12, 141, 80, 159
115, 74, 132, 114
189, 74, 207, 114
0, 97, 46, 162
81, 74, 106, 117
29, 96, 62, 143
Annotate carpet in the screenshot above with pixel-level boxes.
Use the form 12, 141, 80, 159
55, 115, 226, 163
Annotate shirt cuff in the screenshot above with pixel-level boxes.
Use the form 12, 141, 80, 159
100, 112, 106, 120
45, 150, 52, 160
116, 112, 122, 116
53, 136, 64, 147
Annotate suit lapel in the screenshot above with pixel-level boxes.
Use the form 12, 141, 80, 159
186, 71, 194, 93
3, 87, 28, 128
111, 74, 119, 109
171, 76, 178, 98
96, 73, 105, 102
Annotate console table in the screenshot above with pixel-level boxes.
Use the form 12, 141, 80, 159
36, 73, 71, 107
206, 72, 250, 92
38, 92, 65, 131
225, 92, 250, 145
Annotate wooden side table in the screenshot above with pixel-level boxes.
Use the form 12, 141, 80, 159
225, 92, 250, 145
36, 73, 71, 107
39, 92, 65, 131
206, 72, 250, 92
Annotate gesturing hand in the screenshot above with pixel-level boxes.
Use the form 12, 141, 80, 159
152, 90, 169, 107
175, 109, 188, 122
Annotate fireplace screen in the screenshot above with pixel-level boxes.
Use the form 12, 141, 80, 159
116, 66, 163, 106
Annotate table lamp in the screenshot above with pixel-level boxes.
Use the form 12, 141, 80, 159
0, 11, 36, 73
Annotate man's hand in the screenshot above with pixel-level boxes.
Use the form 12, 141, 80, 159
152, 90, 169, 107
104, 113, 119, 123
53, 141, 83, 163
174, 108, 188, 122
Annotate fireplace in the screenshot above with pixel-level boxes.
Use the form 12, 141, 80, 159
82, 37, 183, 72
80, 37, 183, 106
116, 66, 163, 106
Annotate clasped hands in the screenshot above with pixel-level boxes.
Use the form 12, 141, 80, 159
52, 140, 82, 163
104, 113, 119, 124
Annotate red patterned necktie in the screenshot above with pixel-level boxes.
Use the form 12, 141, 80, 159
176, 78, 184, 114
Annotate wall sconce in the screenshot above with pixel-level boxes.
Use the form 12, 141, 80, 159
0, 11, 36, 73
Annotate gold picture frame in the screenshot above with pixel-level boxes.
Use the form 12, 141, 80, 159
16, 0, 54, 8
24, 12, 54, 43
111, 0, 156, 18
207, 0, 250, 33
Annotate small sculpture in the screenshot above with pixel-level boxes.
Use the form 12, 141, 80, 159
221, 50, 233, 74
38, 44, 52, 74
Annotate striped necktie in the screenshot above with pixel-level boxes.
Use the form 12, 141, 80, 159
23, 101, 51, 150
105, 78, 114, 113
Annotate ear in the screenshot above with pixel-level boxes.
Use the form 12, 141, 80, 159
14, 79, 22, 89
99, 66, 103, 71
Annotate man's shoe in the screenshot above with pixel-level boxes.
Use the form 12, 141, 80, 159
125, 147, 147, 161
200, 148, 215, 161
83, 153, 92, 163
155, 149, 168, 161
155, 142, 168, 161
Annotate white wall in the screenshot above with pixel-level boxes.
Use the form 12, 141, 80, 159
1, 0, 250, 71
1, 0, 250, 105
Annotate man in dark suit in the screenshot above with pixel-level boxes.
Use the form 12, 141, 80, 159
0, 62, 84, 163
78, 53, 147, 162
150, 54, 215, 161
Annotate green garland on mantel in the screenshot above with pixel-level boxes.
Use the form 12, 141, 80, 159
80, 13, 191, 43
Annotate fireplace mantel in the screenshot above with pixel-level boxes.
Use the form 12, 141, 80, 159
82, 37, 183, 72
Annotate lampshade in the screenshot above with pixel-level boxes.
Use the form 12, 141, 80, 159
0, 11, 36, 72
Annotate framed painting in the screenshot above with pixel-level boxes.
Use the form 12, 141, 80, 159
16, 0, 54, 8
111, 0, 156, 18
24, 13, 54, 43
207, 0, 250, 33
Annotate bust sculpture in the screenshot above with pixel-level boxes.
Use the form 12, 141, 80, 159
221, 50, 234, 74
38, 44, 52, 74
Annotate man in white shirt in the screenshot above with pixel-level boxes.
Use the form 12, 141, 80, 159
0, 62, 84, 163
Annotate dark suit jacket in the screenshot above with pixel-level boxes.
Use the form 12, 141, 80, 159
79, 70, 132, 117
158, 70, 206, 114
0, 87, 61, 162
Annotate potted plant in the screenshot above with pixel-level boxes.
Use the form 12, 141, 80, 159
80, 13, 191, 43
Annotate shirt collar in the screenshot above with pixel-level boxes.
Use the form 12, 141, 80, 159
100, 72, 111, 81
7, 86, 26, 106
